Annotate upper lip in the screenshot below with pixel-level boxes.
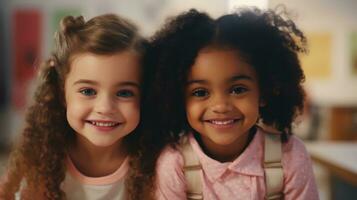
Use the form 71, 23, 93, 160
86, 120, 122, 123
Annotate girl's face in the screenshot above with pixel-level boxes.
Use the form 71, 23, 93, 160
185, 47, 260, 155
65, 51, 141, 148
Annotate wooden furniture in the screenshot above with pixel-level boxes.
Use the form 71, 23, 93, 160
306, 141, 357, 186
329, 107, 357, 140
306, 141, 357, 199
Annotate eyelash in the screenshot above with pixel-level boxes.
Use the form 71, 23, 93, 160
79, 88, 96, 96
78, 88, 135, 98
191, 88, 209, 97
230, 85, 248, 95
116, 90, 135, 98
190, 85, 248, 98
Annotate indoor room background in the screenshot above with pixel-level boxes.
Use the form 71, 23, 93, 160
0, 0, 356, 199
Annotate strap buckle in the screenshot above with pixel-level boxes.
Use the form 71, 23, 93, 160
264, 160, 282, 168
266, 193, 283, 200
187, 192, 203, 200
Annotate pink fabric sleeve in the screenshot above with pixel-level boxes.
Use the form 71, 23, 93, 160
155, 146, 187, 200
282, 136, 319, 200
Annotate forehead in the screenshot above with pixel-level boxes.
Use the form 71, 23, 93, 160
67, 51, 141, 84
188, 47, 256, 82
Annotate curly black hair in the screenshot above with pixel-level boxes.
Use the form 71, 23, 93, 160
150, 6, 306, 139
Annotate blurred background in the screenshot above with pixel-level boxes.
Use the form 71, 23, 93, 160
0, 0, 356, 199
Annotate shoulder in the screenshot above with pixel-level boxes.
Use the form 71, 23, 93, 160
281, 135, 313, 178
157, 144, 184, 174
156, 144, 187, 200
282, 135, 311, 166
281, 135, 319, 199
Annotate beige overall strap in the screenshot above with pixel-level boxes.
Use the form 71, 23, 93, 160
180, 136, 203, 200
264, 133, 284, 200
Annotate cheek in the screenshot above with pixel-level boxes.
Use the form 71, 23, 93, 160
120, 102, 141, 124
186, 101, 203, 122
66, 97, 86, 115
66, 103, 86, 129
238, 100, 260, 119
65, 97, 91, 127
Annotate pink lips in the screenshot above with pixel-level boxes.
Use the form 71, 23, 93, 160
86, 120, 121, 132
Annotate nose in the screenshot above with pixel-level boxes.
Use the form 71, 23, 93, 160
210, 94, 233, 114
94, 94, 116, 115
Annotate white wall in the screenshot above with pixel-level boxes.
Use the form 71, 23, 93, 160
269, 0, 357, 107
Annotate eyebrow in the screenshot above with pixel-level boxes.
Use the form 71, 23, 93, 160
230, 75, 254, 82
73, 79, 140, 88
186, 75, 254, 85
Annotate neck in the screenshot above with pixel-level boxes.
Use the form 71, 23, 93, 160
197, 129, 255, 163
69, 136, 127, 177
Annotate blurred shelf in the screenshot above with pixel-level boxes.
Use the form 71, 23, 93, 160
306, 141, 357, 186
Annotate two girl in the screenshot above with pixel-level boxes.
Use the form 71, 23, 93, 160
1, 14, 148, 199
1, 6, 319, 200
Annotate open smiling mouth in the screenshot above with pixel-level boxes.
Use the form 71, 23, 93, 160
204, 119, 240, 128
86, 120, 121, 127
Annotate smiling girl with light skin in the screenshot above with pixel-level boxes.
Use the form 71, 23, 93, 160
135, 7, 319, 200
65, 51, 141, 178
0, 14, 148, 199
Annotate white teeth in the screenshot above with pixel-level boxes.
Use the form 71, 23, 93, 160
210, 120, 234, 125
91, 121, 117, 127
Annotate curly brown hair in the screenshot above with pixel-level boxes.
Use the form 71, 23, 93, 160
1, 14, 147, 199
133, 7, 307, 198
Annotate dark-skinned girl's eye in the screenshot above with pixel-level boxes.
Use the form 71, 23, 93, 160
117, 90, 134, 98
79, 88, 96, 96
231, 86, 248, 95
192, 89, 209, 97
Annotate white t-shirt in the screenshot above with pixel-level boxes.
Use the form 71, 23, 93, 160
61, 156, 129, 200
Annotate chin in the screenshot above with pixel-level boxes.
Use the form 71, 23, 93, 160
201, 133, 235, 145
213, 138, 239, 146
89, 139, 119, 147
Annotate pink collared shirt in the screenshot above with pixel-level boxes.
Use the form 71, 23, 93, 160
156, 129, 319, 200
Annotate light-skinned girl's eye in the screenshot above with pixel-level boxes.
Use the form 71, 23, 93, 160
192, 89, 209, 97
79, 88, 96, 96
231, 86, 248, 95
117, 90, 134, 98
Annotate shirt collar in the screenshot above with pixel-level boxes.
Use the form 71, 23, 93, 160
188, 129, 265, 183
66, 155, 129, 185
